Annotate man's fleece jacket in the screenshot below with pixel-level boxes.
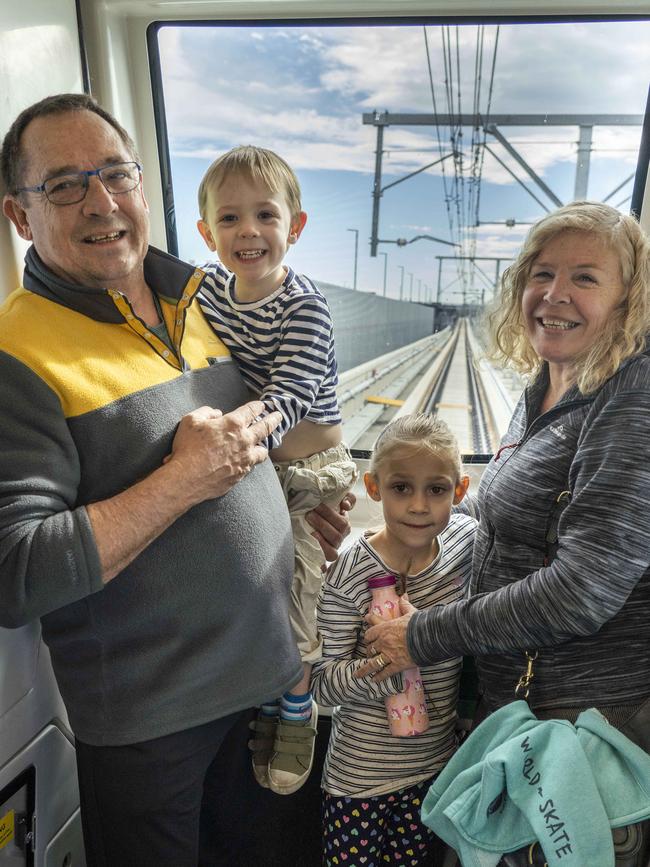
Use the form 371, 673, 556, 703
0, 245, 301, 746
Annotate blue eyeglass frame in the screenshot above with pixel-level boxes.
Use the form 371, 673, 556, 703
14, 161, 143, 202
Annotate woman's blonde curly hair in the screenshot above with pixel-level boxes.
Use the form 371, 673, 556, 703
488, 201, 650, 394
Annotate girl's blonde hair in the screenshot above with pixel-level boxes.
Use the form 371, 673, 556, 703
198, 145, 302, 221
369, 414, 462, 481
488, 201, 650, 394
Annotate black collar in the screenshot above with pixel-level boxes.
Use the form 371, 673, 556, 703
23, 245, 202, 323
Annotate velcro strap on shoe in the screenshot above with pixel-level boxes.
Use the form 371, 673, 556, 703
249, 718, 277, 737
272, 737, 315, 757
275, 722, 317, 739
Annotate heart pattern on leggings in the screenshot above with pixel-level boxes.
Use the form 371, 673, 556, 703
322, 780, 433, 866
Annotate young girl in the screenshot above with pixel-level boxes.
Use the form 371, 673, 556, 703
311, 414, 476, 867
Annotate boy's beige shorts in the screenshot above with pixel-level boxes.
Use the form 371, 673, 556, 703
274, 442, 358, 664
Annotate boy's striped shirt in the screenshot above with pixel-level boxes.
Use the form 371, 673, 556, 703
199, 263, 341, 448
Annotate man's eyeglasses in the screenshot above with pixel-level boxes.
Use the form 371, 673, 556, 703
15, 161, 143, 206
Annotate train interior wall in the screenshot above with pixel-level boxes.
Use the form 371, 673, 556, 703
317, 282, 435, 372
0, 3, 88, 865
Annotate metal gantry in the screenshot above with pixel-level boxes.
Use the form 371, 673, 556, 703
435, 255, 510, 307
363, 110, 644, 257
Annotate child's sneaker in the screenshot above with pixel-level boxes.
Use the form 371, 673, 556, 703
267, 701, 318, 795
248, 710, 279, 788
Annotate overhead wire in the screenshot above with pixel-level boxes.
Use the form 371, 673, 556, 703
423, 26, 455, 249
442, 26, 460, 250
455, 26, 467, 281
422, 24, 501, 308
465, 26, 485, 294
467, 26, 499, 299
467, 26, 484, 250
425, 25, 466, 300
442, 26, 466, 294
474, 25, 500, 231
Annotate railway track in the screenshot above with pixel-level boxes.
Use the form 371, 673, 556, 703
340, 319, 520, 454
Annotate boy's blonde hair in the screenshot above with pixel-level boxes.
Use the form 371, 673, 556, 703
369, 414, 463, 481
488, 201, 650, 394
198, 145, 302, 221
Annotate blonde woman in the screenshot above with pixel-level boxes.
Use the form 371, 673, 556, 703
358, 201, 650, 863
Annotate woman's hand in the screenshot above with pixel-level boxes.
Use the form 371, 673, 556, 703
306, 492, 356, 563
354, 595, 418, 682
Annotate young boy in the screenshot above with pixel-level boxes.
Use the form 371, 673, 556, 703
197, 145, 357, 796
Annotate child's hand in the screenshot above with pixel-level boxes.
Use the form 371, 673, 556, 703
353, 595, 418, 682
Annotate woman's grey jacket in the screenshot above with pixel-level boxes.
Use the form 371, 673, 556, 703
408, 351, 650, 713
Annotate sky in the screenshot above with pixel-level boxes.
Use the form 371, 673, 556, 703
156, 19, 649, 306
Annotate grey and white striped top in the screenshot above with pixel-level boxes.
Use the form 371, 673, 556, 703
312, 514, 476, 797
199, 263, 340, 449
409, 353, 650, 714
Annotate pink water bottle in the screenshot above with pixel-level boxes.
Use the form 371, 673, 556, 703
367, 575, 430, 737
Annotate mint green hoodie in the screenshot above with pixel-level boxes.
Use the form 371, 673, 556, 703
421, 700, 650, 867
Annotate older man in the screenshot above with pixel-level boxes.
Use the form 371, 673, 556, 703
0, 93, 349, 866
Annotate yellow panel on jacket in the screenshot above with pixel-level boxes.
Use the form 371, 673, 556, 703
0, 287, 230, 418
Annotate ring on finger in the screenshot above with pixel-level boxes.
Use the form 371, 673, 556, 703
375, 653, 387, 669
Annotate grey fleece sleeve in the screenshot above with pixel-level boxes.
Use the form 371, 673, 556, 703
0, 351, 103, 627
408, 387, 650, 665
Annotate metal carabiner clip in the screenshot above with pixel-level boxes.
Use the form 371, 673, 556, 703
514, 650, 539, 700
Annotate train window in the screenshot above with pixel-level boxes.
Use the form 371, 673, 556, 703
150, 17, 649, 456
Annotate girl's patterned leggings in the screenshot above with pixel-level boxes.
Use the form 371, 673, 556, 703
322, 778, 437, 866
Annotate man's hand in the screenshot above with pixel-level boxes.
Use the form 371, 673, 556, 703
167, 401, 281, 507
88, 400, 281, 584
354, 595, 417, 682
306, 492, 356, 562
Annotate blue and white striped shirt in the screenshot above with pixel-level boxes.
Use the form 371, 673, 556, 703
199, 263, 341, 449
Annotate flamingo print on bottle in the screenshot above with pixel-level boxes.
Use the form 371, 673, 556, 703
367, 575, 430, 737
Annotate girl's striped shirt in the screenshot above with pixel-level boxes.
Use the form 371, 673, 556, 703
312, 512, 476, 797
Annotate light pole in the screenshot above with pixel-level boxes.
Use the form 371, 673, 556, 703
408, 272, 414, 301
380, 252, 388, 296
398, 265, 405, 301
417, 278, 422, 303
347, 228, 359, 291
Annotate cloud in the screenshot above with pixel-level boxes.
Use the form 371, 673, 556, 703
158, 19, 648, 288
313, 22, 648, 116
473, 232, 527, 259
397, 224, 435, 232
158, 19, 648, 187
489, 24, 649, 115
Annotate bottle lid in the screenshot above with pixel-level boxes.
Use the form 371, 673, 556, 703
368, 575, 397, 589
